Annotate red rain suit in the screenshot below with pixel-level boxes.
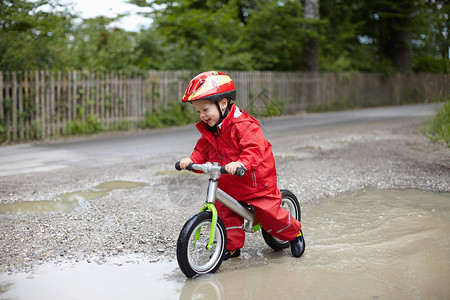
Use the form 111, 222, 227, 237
189, 104, 302, 251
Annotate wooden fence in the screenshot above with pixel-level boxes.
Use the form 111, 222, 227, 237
1, 70, 449, 141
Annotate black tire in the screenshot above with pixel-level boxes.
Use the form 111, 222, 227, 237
262, 189, 302, 251
177, 211, 227, 278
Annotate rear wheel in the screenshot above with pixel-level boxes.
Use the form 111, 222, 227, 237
262, 189, 302, 251
177, 211, 227, 278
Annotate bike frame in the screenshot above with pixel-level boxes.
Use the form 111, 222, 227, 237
190, 162, 262, 250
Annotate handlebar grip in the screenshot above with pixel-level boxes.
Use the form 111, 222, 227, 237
175, 161, 194, 171
220, 166, 227, 174
235, 167, 246, 177
220, 166, 246, 177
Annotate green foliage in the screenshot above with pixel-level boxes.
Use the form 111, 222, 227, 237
1, 0, 449, 73
413, 0, 449, 60
30, 119, 43, 139
263, 101, 285, 117
65, 114, 105, 135
111, 121, 132, 132
243, 0, 309, 70
425, 100, 450, 147
67, 16, 141, 71
143, 103, 198, 129
0, 118, 6, 143
0, 0, 75, 71
320, 0, 424, 73
146, 0, 251, 70
245, 98, 285, 118
319, 0, 361, 72
414, 57, 449, 73
134, 29, 166, 70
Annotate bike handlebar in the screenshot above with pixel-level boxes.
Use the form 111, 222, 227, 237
175, 161, 246, 177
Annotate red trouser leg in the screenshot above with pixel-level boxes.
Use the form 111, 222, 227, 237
215, 201, 245, 251
216, 189, 302, 251
246, 190, 302, 242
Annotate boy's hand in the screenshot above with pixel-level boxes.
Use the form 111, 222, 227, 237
179, 157, 193, 169
225, 162, 242, 175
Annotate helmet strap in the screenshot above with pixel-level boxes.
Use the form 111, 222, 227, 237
206, 101, 231, 135
216, 101, 231, 122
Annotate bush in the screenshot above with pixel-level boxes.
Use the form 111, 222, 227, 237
143, 103, 197, 129
414, 56, 449, 73
65, 114, 105, 135
0, 118, 6, 143
264, 100, 284, 117
425, 100, 450, 146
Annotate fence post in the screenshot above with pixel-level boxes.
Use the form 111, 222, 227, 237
0, 72, 3, 121
112, 71, 119, 126
61, 71, 67, 135
56, 70, 61, 137
18, 72, 24, 139
12, 72, 18, 141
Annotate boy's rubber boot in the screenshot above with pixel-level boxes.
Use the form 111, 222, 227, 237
223, 249, 241, 261
290, 230, 305, 258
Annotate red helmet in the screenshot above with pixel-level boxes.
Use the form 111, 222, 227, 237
182, 71, 236, 103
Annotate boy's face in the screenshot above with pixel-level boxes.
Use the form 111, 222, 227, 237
192, 99, 227, 127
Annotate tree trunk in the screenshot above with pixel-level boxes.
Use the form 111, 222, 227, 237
303, 0, 320, 72
378, 0, 414, 73
392, 31, 413, 72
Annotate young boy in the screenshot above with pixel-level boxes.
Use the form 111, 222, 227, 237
179, 71, 304, 260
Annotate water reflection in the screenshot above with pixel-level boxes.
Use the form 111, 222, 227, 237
0, 257, 181, 300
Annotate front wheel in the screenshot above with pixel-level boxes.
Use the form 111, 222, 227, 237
177, 211, 227, 278
262, 189, 302, 251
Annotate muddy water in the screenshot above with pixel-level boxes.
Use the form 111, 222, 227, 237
0, 181, 146, 215
1, 189, 449, 299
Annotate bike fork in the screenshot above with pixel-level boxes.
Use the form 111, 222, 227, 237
194, 177, 220, 251
199, 203, 218, 250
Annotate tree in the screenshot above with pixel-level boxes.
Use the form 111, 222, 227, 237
319, 0, 366, 71
131, 0, 253, 70
349, 0, 427, 73
244, 0, 307, 70
412, 0, 449, 72
303, 0, 320, 72
131, 0, 312, 71
69, 17, 140, 71
134, 28, 166, 70
0, 0, 75, 71
320, 0, 439, 73
372, 0, 417, 72
1, 0, 448, 73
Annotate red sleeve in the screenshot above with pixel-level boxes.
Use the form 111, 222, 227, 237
235, 122, 266, 170
189, 136, 209, 164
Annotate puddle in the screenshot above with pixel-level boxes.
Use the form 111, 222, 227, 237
0, 256, 181, 300
0, 181, 146, 215
1, 189, 449, 299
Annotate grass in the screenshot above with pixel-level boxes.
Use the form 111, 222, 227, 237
425, 100, 450, 147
